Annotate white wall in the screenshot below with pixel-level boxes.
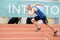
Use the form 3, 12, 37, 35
21, 18, 27, 24
0, 17, 2, 24
58, 18, 60, 24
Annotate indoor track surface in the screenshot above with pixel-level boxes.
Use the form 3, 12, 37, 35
0, 24, 60, 40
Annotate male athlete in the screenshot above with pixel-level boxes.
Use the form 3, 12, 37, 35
26, 4, 57, 36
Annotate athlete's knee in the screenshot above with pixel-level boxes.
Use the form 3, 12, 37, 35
31, 19, 35, 23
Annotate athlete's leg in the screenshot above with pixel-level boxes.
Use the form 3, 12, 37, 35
42, 16, 57, 36
31, 18, 41, 32
31, 18, 39, 27
46, 23, 56, 32
31, 16, 41, 32
46, 23, 57, 36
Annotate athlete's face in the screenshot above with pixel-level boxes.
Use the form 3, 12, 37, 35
27, 5, 32, 10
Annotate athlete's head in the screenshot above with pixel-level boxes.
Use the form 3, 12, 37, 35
26, 5, 32, 10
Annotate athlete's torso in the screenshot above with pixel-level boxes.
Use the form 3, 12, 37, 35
32, 6, 46, 18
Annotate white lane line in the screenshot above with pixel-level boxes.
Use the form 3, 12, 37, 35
0, 32, 42, 34
0, 28, 34, 29
0, 32, 45, 34
0, 37, 44, 39
44, 38, 48, 40
0, 32, 53, 34
45, 32, 60, 38
0, 32, 60, 34
0, 28, 59, 29
46, 34, 50, 37
0, 27, 57, 29
57, 32, 60, 35
45, 33, 53, 38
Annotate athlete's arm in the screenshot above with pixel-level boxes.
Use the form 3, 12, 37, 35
27, 8, 36, 16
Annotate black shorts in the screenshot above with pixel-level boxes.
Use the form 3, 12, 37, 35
34, 16, 48, 24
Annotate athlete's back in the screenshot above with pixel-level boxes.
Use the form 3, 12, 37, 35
32, 6, 45, 18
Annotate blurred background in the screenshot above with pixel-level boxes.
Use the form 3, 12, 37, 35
0, 0, 60, 24
0, 17, 60, 24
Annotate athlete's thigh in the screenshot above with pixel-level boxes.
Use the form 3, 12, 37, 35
41, 16, 48, 24
34, 16, 40, 21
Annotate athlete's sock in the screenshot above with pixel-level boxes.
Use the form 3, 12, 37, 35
54, 30, 57, 37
